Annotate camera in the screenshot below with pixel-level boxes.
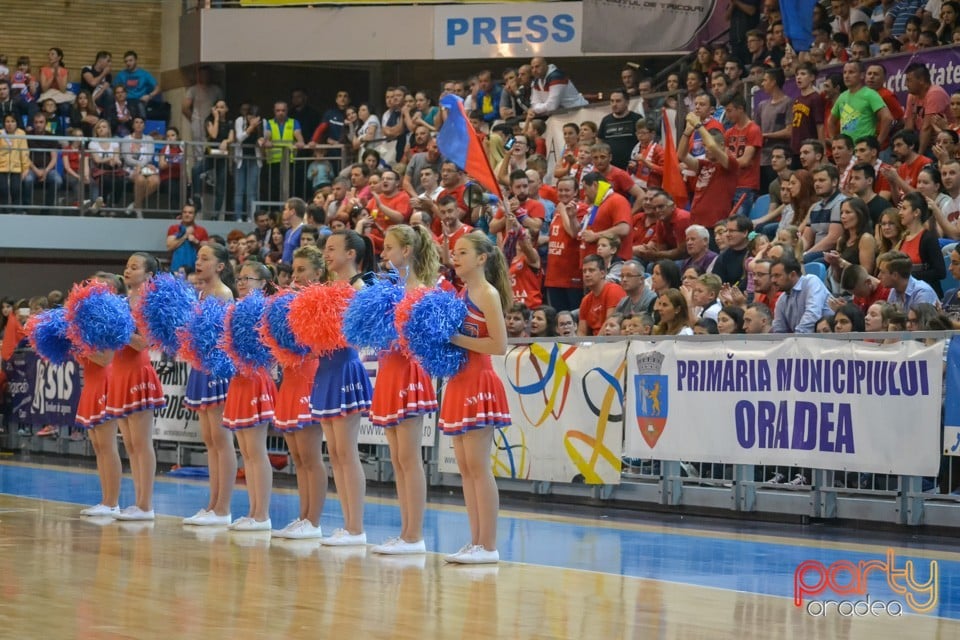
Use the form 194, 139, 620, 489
464, 182, 500, 208
350, 203, 365, 216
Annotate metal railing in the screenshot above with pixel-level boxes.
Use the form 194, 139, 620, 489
0, 133, 344, 220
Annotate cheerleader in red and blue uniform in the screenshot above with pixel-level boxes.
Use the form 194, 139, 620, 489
368, 224, 440, 555
109, 253, 167, 521
182, 243, 236, 527
312, 230, 374, 546
270, 245, 325, 540
76, 272, 124, 518
440, 231, 512, 564
222, 261, 277, 531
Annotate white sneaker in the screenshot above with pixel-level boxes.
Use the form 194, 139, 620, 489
444, 543, 475, 563
446, 545, 499, 564
182, 508, 210, 524
320, 528, 367, 546
228, 516, 252, 530
372, 537, 426, 555
80, 504, 120, 518
115, 506, 155, 521
231, 517, 272, 532
185, 510, 232, 527
274, 519, 323, 540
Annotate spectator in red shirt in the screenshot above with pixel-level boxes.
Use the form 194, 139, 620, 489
723, 92, 763, 216
903, 62, 954, 156
865, 63, 904, 150
838, 263, 890, 313
489, 170, 545, 251
428, 160, 467, 235
591, 142, 645, 213
435, 194, 472, 289
634, 189, 692, 263
577, 254, 626, 336
678, 112, 739, 235
883, 130, 931, 203
627, 118, 663, 191
580, 171, 633, 262
544, 176, 587, 311
508, 226, 542, 308
367, 168, 412, 252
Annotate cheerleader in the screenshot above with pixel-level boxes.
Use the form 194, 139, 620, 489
223, 261, 277, 531
314, 230, 375, 546
110, 253, 167, 521
77, 272, 125, 518
370, 225, 440, 555
272, 245, 325, 539
442, 232, 512, 564
182, 243, 236, 527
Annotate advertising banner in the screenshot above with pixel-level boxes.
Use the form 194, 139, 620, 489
582, 0, 727, 54
624, 338, 944, 476
3, 348, 80, 427
434, 2, 582, 60
439, 342, 627, 484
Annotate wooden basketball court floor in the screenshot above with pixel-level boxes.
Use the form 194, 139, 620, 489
1, 461, 958, 639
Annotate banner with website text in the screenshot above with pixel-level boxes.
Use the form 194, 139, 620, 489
624, 338, 944, 476
150, 350, 435, 446
438, 342, 627, 484
582, 0, 728, 53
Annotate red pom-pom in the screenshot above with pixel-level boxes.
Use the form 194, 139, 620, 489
176, 325, 203, 371
288, 282, 356, 356
257, 320, 309, 370
393, 287, 429, 356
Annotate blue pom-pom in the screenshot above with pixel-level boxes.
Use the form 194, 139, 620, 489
28, 308, 73, 364
183, 297, 236, 380
343, 279, 404, 351
228, 291, 273, 372
403, 289, 468, 378
137, 273, 197, 355
265, 292, 310, 356
68, 286, 134, 352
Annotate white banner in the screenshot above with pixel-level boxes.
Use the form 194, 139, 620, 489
582, 0, 720, 53
151, 352, 204, 443
438, 342, 627, 484
434, 2, 582, 60
149, 350, 435, 446
624, 338, 944, 476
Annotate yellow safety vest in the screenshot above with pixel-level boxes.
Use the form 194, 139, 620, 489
266, 118, 296, 165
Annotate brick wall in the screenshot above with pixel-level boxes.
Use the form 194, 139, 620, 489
2, 0, 164, 85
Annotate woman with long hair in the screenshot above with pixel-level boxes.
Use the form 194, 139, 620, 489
876, 207, 906, 254
786, 169, 817, 230
653, 289, 693, 336
898, 192, 946, 296
369, 224, 441, 555
314, 230, 376, 546
716, 305, 745, 334
222, 261, 278, 531
77, 272, 125, 518
530, 305, 559, 338
441, 231, 512, 564
109, 253, 167, 520
650, 260, 681, 298
182, 243, 237, 527
69, 90, 100, 138
272, 245, 326, 539
826, 197, 877, 279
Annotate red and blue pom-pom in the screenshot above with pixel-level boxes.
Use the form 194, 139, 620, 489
177, 297, 235, 379
343, 278, 404, 351
65, 281, 134, 354
134, 272, 197, 355
400, 288, 468, 378
288, 281, 356, 356
258, 291, 311, 369
27, 308, 73, 364
393, 287, 428, 355
221, 291, 273, 375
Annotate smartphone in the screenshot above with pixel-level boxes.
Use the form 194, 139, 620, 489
504, 137, 515, 151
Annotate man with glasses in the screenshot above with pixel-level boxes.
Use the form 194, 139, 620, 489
635, 190, 691, 263
615, 260, 658, 316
